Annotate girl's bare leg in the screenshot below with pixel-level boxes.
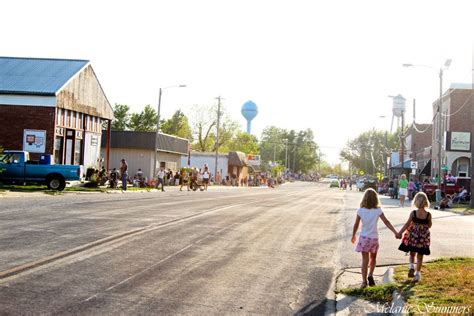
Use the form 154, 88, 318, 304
369, 252, 377, 276
416, 253, 424, 272
361, 252, 369, 284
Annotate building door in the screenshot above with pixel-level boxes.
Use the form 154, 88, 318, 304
65, 129, 74, 165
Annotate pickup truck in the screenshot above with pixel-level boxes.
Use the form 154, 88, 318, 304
422, 177, 471, 200
0, 150, 83, 191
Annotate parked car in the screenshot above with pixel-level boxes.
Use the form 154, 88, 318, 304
329, 179, 340, 188
356, 178, 365, 191
362, 178, 377, 191
0, 150, 83, 190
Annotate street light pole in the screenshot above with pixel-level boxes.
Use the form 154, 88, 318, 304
153, 85, 186, 179
437, 67, 444, 190
215, 96, 222, 182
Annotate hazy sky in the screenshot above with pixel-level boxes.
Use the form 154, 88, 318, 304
2, 0, 473, 164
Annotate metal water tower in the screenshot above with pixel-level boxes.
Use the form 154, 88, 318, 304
241, 100, 258, 134
390, 94, 406, 133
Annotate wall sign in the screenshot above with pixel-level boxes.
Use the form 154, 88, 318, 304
91, 135, 98, 146
447, 131, 471, 152
23, 129, 46, 153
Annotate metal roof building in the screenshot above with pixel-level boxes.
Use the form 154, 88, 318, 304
100, 131, 190, 179
0, 57, 89, 95
0, 56, 114, 169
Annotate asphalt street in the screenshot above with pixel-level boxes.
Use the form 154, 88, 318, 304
0, 182, 472, 315
0, 183, 344, 315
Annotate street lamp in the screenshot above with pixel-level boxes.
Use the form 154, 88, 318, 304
154, 85, 187, 178
403, 59, 451, 194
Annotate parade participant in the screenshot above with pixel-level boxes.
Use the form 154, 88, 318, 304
397, 192, 432, 283
399, 174, 408, 207
202, 167, 210, 190
120, 158, 128, 190
156, 167, 165, 192
180, 169, 190, 191
351, 188, 399, 288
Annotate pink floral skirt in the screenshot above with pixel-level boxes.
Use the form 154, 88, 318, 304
355, 236, 379, 253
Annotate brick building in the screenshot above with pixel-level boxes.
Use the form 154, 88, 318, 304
0, 57, 114, 169
431, 83, 472, 178
404, 123, 433, 177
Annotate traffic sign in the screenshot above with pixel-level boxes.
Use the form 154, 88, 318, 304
359, 170, 365, 176
410, 161, 418, 169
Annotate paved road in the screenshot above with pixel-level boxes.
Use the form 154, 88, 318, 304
0, 182, 346, 315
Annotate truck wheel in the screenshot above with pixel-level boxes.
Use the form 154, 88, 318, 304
47, 175, 66, 191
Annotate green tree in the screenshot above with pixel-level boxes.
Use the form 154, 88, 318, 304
129, 105, 157, 132
190, 103, 240, 152
190, 104, 216, 152
259, 126, 287, 164
212, 119, 240, 152
111, 104, 130, 131
259, 126, 319, 173
292, 129, 319, 173
161, 110, 193, 140
340, 129, 398, 175
226, 131, 259, 154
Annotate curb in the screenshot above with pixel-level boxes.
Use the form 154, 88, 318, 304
384, 267, 408, 316
335, 266, 408, 316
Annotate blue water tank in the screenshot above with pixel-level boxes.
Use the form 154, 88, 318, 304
39, 154, 53, 165
241, 100, 258, 133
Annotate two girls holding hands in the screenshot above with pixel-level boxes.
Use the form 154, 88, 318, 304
352, 188, 432, 287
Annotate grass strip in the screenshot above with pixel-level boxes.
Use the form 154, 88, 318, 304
394, 257, 473, 313
448, 204, 474, 215
338, 283, 398, 303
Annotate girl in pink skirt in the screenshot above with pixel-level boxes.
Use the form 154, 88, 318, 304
351, 188, 399, 287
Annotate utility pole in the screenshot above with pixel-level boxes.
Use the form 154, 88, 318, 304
293, 143, 297, 173
214, 96, 222, 182
400, 108, 405, 176
153, 87, 163, 179
318, 149, 321, 175
284, 139, 288, 172
273, 143, 276, 164
470, 84, 474, 208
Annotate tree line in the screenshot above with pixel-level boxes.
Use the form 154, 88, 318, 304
109, 103, 322, 174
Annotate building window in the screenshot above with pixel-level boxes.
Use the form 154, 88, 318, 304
78, 113, 83, 130
458, 164, 468, 177
54, 137, 63, 164
56, 108, 62, 125
71, 111, 76, 129
74, 139, 82, 165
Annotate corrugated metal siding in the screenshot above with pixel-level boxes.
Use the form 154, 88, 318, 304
101, 131, 189, 155
0, 57, 89, 95
101, 148, 154, 180
100, 148, 184, 179
182, 154, 229, 178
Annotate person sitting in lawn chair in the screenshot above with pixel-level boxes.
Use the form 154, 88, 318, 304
452, 187, 469, 204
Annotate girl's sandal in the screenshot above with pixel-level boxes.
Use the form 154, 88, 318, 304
367, 276, 375, 286
360, 282, 368, 289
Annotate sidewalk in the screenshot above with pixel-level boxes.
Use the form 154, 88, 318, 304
335, 266, 397, 315
334, 190, 474, 315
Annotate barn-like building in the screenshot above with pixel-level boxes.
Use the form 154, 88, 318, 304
0, 57, 114, 169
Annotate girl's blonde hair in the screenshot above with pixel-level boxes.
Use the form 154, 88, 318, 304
360, 188, 381, 209
413, 192, 430, 209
